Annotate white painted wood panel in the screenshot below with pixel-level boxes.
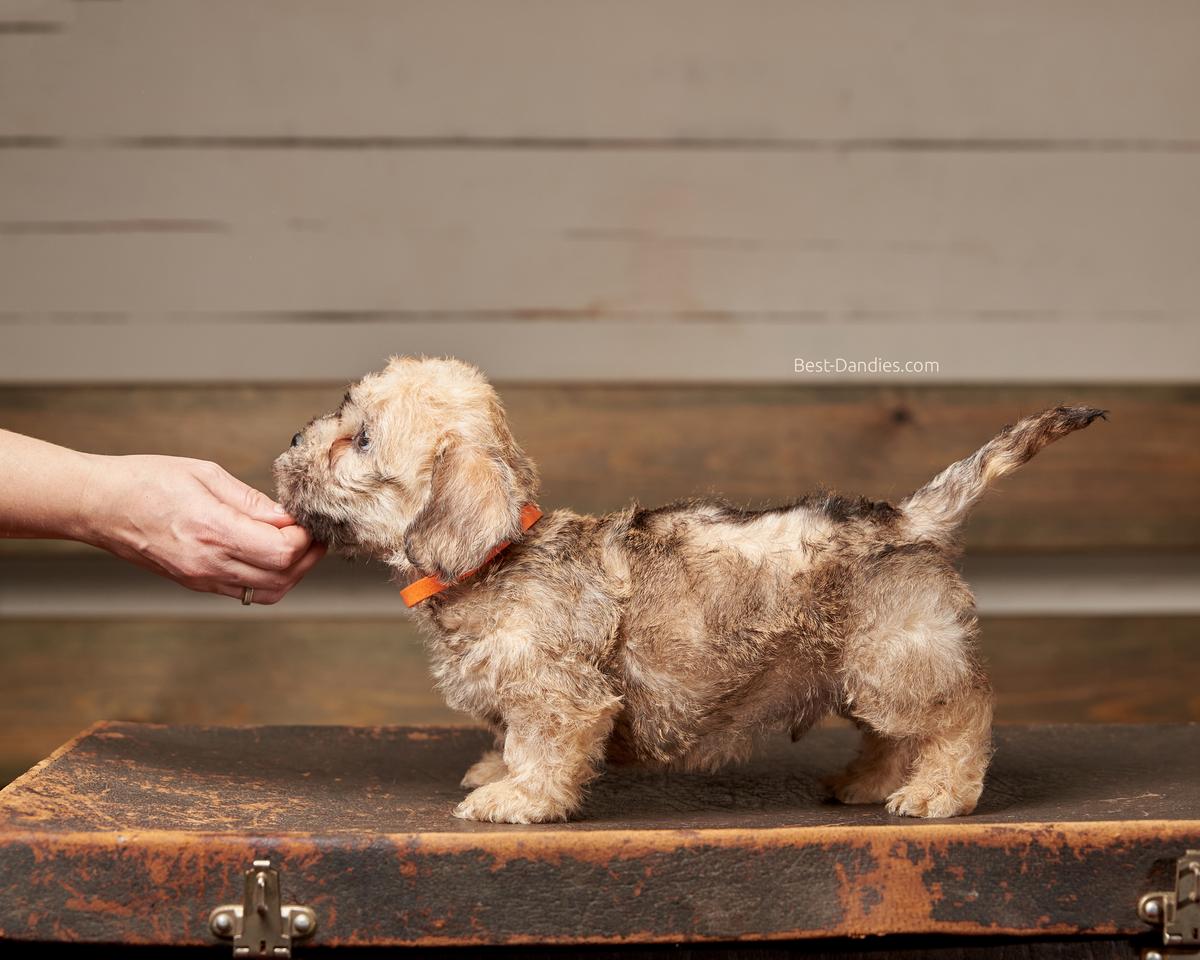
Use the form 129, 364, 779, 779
3, 320, 1195, 382
2, 150, 1198, 317
0, 0, 67, 30
2, 2, 1198, 383
1, 0, 1198, 140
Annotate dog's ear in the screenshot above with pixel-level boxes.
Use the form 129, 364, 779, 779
403, 429, 538, 582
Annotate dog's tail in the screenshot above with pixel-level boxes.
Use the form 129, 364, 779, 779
899, 404, 1106, 545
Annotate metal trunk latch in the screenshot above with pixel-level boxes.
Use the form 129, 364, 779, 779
1139, 850, 1200, 960
209, 858, 317, 957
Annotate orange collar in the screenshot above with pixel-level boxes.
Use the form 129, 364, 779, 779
399, 503, 543, 608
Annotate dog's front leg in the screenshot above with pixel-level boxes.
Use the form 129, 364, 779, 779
453, 678, 621, 824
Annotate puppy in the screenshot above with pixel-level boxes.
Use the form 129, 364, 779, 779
274, 356, 1104, 823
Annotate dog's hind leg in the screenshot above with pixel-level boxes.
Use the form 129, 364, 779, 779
460, 750, 508, 788
824, 727, 916, 804
460, 722, 509, 788
834, 550, 993, 818
838, 669, 992, 818
880, 684, 992, 818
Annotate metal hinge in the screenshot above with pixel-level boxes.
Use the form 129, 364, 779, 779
209, 858, 317, 957
1139, 850, 1200, 960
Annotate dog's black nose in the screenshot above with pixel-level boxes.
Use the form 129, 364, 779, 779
290, 432, 303, 448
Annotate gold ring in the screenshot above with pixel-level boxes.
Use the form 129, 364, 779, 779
241, 587, 254, 606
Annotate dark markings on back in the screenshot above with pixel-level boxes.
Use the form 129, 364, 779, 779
628, 493, 900, 531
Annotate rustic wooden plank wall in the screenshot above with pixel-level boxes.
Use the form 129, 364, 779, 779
1, 2, 1198, 780
2, 616, 1197, 788
3, 389, 1195, 779
1, 383, 1196, 552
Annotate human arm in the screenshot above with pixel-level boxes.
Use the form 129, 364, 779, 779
0, 429, 324, 604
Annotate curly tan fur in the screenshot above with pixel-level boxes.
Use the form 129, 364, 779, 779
273, 356, 1105, 823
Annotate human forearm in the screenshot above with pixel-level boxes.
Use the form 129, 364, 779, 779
0, 428, 102, 542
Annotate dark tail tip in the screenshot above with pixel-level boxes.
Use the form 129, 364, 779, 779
1055, 404, 1109, 428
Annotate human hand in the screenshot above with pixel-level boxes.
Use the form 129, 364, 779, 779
78, 455, 326, 604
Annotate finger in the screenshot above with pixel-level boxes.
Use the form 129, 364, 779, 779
205, 562, 286, 593
205, 543, 326, 604
221, 509, 314, 571
261, 541, 326, 597
237, 543, 325, 594
251, 543, 327, 605
207, 541, 326, 598
285, 541, 327, 583
209, 582, 287, 606
197, 461, 294, 527
208, 582, 257, 602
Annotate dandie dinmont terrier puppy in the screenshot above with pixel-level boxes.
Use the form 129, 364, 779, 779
274, 356, 1104, 823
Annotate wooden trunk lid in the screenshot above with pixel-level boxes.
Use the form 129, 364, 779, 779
0, 722, 1196, 947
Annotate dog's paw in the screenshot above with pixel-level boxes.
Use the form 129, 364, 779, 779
825, 770, 894, 805
460, 751, 508, 789
885, 780, 980, 819
453, 779, 568, 824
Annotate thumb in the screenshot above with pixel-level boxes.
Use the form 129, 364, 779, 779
197, 462, 294, 528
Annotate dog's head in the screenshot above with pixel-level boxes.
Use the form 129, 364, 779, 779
273, 356, 539, 580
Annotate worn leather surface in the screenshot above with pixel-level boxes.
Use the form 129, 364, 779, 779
0, 722, 1195, 833
0, 722, 1196, 946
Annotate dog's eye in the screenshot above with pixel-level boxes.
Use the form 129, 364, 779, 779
290, 432, 303, 448
354, 429, 370, 451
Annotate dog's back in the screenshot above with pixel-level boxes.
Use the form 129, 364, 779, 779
601, 497, 880, 769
